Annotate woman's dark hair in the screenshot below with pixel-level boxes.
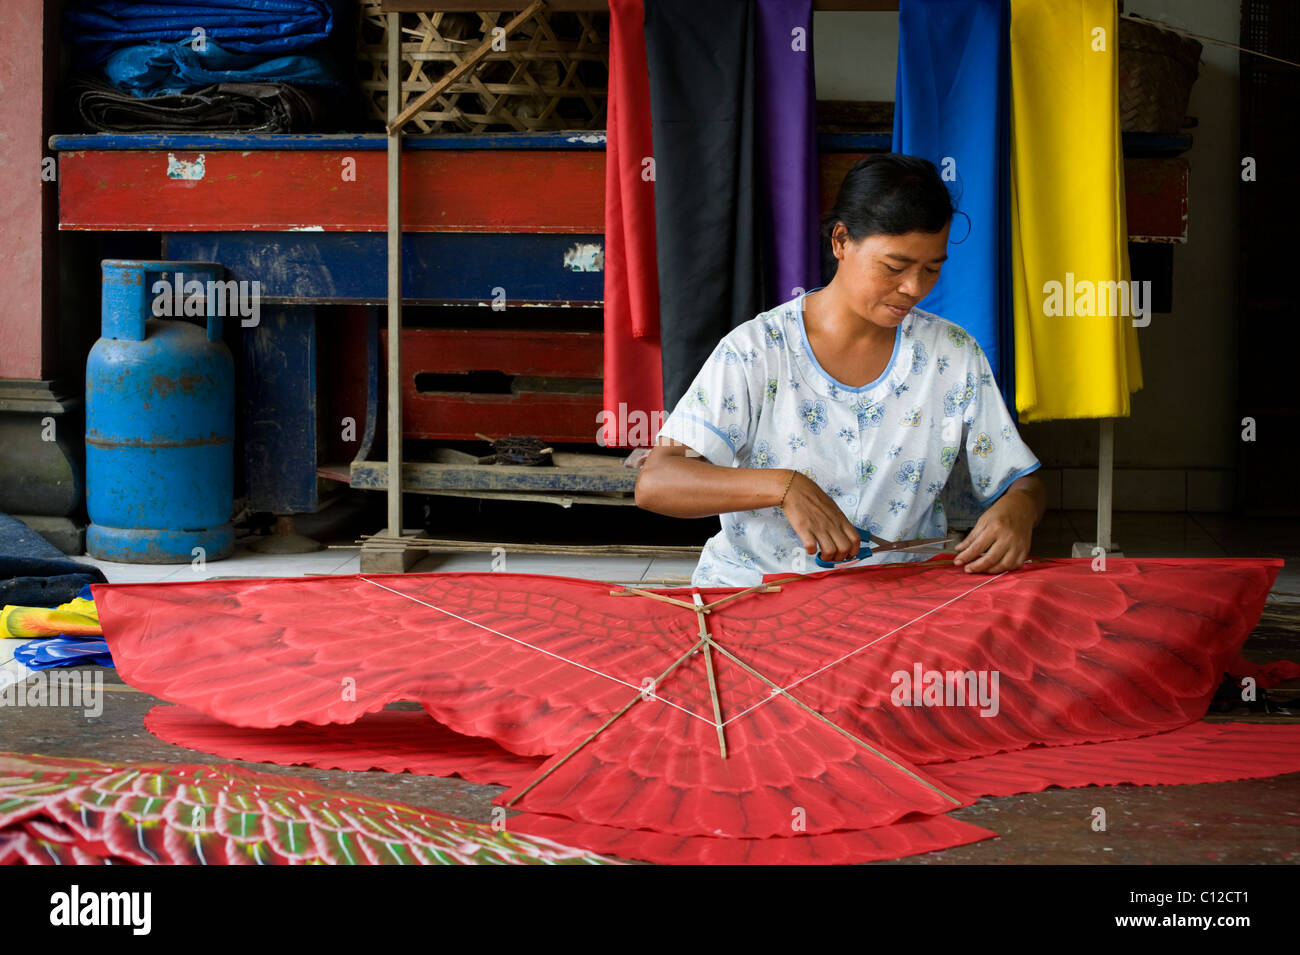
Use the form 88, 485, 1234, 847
819, 153, 962, 282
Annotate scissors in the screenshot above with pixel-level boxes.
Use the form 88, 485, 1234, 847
814, 528, 953, 568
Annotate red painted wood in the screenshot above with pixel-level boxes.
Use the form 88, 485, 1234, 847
57, 150, 604, 232
392, 328, 603, 377
1124, 157, 1188, 242
404, 393, 603, 443
387, 328, 604, 442
61, 147, 1183, 243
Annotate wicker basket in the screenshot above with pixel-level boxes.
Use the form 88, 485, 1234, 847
358, 2, 608, 134
1118, 17, 1203, 134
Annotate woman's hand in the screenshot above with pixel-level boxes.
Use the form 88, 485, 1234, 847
780, 471, 861, 563
953, 477, 1044, 573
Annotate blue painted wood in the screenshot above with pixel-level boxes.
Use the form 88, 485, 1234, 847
241, 306, 319, 514
163, 232, 605, 305
49, 131, 606, 152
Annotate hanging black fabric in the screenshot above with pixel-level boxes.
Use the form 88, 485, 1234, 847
645, 0, 764, 410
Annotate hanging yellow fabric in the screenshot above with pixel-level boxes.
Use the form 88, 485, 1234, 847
1010, 0, 1143, 422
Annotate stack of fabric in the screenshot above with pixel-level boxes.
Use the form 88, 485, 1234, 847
1, 585, 111, 672
63, 0, 350, 133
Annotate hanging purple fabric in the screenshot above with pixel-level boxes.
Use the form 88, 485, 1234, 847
755, 0, 820, 308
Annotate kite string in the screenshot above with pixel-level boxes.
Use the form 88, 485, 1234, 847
356, 576, 716, 726
505, 636, 709, 807
705, 638, 963, 806
719, 571, 1009, 728
780, 571, 1009, 696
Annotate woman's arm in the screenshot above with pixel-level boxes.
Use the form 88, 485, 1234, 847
635, 443, 864, 562
952, 473, 1046, 573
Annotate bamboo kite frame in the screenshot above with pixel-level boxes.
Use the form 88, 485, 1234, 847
504, 575, 964, 808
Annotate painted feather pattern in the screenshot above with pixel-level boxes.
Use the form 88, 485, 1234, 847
0, 753, 614, 866
84, 556, 1292, 865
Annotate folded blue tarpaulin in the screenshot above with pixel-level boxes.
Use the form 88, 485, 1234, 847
105, 39, 344, 97
65, 0, 340, 65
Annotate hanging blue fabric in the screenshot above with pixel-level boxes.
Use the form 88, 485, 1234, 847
892, 0, 1015, 413
64, 0, 341, 65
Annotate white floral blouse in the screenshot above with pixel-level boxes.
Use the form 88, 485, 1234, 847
657, 288, 1041, 587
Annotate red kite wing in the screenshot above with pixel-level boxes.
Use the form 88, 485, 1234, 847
705, 558, 1281, 763
96, 572, 699, 756
145, 704, 542, 787
500, 649, 973, 837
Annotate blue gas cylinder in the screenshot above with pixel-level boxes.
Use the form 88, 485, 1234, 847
86, 260, 235, 563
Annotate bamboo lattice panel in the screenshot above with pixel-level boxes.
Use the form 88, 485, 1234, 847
359, 2, 609, 133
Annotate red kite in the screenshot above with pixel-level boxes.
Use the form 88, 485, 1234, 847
94, 556, 1296, 863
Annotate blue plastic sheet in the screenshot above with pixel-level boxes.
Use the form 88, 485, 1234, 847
13, 638, 114, 671
892, 0, 1016, 412
104, 39, 344, 97
65, 0, 341, 65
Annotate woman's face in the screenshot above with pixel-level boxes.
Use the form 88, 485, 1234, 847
829, 223, 950, 329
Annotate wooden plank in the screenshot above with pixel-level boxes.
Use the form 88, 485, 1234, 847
387, 10, 404, 541
393, 328, 603, 377
50, 130, 1188, 155
350, 459, 637, 492
51, 132, 606, 151
403, 392, 603, 443
414, 489, 634, 506
360, 535, 698, 557
58, 149, 604, 232
1124, 157, 1188, 243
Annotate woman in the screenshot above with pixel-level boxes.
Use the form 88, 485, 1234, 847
635, 154, 1045, 587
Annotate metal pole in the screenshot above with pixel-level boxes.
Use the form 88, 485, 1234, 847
386, 11, 403, 538
1097, 418, 1114, 552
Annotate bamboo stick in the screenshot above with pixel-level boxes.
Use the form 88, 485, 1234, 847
387, 1, 547, 134
355, 534, 702, 558
706, 639, 962, 806
608, 587, 704, 611
504, 637, 705, 806
385, 11, 404, 541
695, 593, 727, 759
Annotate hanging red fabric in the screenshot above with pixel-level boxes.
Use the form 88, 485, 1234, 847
601, 0, 663, 446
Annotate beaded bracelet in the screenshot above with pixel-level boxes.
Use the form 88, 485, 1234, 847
778, 469, 797, 509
